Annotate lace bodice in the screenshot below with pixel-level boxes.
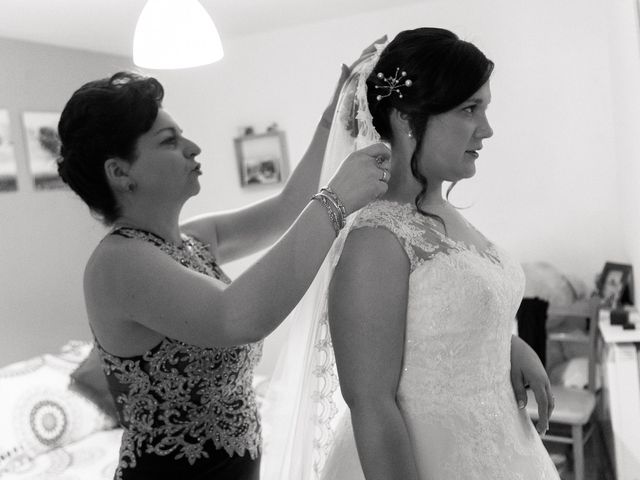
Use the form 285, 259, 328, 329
97, 228, 263, 478
351, 201, 523, 400
320, 201, 558, 479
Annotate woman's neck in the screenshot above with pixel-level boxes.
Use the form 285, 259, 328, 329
115, 210, 182, 244
382, 162, 445, 208
419, 188, 448, 207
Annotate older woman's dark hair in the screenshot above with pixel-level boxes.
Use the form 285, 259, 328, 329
57, 71, 164, 224
367, 28, 494, 220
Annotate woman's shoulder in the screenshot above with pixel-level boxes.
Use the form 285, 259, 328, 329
87, 233, 128, 270
353, 199, 412, 223
85, 232, 168, 285
350, 199, 421, 238
92, 229, 159, 256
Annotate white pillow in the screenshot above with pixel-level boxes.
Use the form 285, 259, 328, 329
0, 342, 116, 474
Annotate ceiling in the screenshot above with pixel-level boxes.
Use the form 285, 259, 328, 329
0, 0, 427, 58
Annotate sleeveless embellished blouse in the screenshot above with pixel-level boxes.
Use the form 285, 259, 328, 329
96, 227, 263, 478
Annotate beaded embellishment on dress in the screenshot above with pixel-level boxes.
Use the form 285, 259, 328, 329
98, 228, 262, 479
317, 201, 559, 480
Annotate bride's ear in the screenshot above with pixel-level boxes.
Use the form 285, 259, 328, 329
389, 109, 415, 146
389, 109, 413, 140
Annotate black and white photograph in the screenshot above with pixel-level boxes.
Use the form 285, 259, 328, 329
1, 1, 640, 480
0, 109, 17, 192
22, 111, 64, 190
598, 262, 634, 307
234, 131, 289, 187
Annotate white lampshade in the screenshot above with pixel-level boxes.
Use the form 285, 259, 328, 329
133, 0, 224, 69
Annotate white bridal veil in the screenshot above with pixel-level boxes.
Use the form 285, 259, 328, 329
261, 41, 387, 480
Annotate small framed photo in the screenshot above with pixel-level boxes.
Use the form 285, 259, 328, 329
597, 262, 634, 307
0, 109, 18, 192
23, 111, 65, 190
234, 130, 289, 187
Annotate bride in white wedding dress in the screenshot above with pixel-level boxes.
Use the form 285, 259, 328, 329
262, 28, 559, 480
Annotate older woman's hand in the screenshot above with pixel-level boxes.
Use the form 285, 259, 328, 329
510, 335, 555, 434
321, 35, 388, 128
326, 142, 390, 214
348, 34, 387, 70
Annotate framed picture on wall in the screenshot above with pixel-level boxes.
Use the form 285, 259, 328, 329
0, 109, 18, 192
597, 262, 634, 307
22, 111, 65, 190
234, 130, 289, 187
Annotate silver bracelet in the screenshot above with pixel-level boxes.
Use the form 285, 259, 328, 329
320, 187, 347, 228
317, 191, 345, 231
311, 193, 342, 236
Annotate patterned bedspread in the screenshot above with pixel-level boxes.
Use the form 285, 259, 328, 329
2, 429, 121, 480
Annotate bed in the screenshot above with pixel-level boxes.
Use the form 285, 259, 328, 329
0, 341, 270, 479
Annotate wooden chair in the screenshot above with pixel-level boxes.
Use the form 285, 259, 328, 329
525, 296, 601, 480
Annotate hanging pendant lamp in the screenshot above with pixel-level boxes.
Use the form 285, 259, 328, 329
133, 0, 224, 69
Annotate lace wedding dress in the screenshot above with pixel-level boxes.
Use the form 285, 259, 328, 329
261, 41, 559, 480
318, 200, 560, 480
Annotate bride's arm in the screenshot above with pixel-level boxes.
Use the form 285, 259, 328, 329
328, 227, 418, 480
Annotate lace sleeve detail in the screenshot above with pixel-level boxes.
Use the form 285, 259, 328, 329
350, 201, 433, 271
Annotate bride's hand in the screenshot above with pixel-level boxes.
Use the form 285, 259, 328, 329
509, 335, 555, 435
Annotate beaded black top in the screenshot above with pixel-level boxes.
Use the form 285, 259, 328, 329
96, 227, 263, 478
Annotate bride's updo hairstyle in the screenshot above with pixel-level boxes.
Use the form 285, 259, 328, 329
57, 71, 164, 225
366, 27, 494, 218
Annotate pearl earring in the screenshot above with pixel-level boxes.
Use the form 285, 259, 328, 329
407, 132, 413, 138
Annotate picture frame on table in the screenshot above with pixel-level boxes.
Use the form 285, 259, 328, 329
234, 130, 289, 187
597, 262, 634, 307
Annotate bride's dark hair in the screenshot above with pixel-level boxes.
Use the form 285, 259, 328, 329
367, 27, 494, 222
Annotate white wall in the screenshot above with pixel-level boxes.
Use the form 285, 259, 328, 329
155, 0, 626, 281
0, 38, 132, 364
608, 0, 640, 303
151, 0, 629, 375
0, 0, 636, 377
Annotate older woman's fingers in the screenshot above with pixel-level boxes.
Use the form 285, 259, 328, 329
360, 35, 387, 56
349, 35, 389, 71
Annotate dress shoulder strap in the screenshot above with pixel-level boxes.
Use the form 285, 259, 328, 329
111, 226, 164, 245
109, 227, 230, 284
350, 200, 440, 271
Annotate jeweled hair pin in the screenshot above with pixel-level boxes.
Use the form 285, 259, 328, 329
375, 67, 413, 101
